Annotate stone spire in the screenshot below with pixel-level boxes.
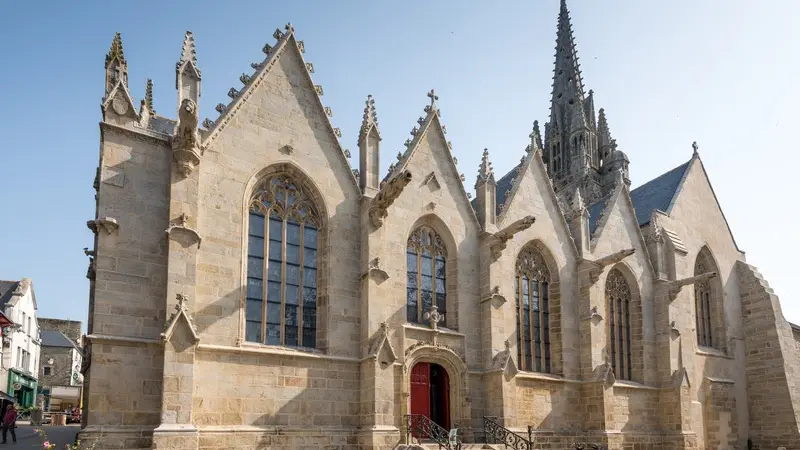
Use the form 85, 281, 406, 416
359, 95, 381, 196
476, 148, 496, 184
597, 108, 612, 147
544, 0, 604, 205
176, 31, 201, 107
104, 33, 128, 97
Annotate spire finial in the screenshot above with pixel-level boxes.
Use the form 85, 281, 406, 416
105, 32, 126, 68
358, 94, 381, 145
598, 108, 613, 146
692, 141, 699, 156
477, 148, 495, 184
144, 79, 155, 115
179, 31, 198, 66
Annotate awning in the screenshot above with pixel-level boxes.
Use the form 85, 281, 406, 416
0, 391, 15, 403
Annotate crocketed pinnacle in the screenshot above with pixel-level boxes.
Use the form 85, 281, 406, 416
597, 108, 613, 147
358, 95, 380, 145
144, 79, 155, 115
529, 121, 543, 152
571, 186, 585, 212
476, 148, 495, 184
179, 31, 198, 66
105, 32, 126, 68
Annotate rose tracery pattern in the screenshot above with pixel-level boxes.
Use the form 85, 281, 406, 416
695, 252, 713, 348
246, 174, 320, 348
606, 268, 632, 381
515, 246, 551, 373
407, 227, 447, 326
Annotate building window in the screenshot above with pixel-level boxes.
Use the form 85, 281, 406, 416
245, 174, 320, 349
44, 367, 51, 376
515, 247, 551, 373
694, 250, 719, 349
406, 226, 447, 326
606, 268, 632, 381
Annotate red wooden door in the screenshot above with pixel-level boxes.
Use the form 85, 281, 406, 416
410, 362, 431, 420
441, 367, 451, 430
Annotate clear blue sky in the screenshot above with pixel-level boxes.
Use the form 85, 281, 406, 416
1, 0, 798, 327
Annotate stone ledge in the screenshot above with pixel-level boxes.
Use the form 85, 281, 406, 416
196, 343, 359, 363
696, 346, 732, 359
85, 333, 162, 346
402, 323, 465, 337
514, 371, 574, 383
196, 425, 360, 433
612, 380, 658, 390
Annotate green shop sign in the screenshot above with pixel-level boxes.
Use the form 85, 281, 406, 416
9, 370, 36, 389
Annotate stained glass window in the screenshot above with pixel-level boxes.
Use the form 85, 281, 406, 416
246, 175, 320, 348
606, 269, 632, 380
407, 227, 447, 326
515, 247, 551, 373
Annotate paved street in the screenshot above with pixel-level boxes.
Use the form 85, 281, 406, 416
0, 425, 79, 449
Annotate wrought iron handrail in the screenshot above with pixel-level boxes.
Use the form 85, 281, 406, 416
483, 416, 533, 450
404, 414, 460, 450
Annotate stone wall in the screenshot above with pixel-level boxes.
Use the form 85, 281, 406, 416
39, 346, 73, 387
738, 261, 800, 449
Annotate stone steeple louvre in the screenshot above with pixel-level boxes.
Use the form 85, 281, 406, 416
476, 148, 496, 185
104, 32, 128, 96
358, 94, 380, 146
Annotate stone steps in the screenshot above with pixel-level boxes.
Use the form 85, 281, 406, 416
395, 444, 499, 450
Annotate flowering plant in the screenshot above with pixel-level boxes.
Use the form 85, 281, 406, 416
34, 428, 98, 450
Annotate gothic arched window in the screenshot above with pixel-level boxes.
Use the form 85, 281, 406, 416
407, 227, 447, 326
246, 174, 320, 348
606, 268, 632, 381
515, 247, 551, 373
695, 253, 713, 348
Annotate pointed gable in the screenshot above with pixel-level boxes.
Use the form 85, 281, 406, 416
201, 24, 357, 191
389, 91, 478, 227
629, 159, 691, 227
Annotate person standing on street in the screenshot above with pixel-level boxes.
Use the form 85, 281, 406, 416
2, 404, 16, 444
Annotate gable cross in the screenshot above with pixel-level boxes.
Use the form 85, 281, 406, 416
692, 141, 699, 154
427, 89, 439, 108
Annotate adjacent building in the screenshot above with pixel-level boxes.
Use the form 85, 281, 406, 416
81, 1, 800, 449
0, 279, 41, 408
38, 319, 83, 413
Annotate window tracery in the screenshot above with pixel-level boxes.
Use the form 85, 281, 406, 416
406, 227, 447, 326
245, 174, 320, 348
695, 253, 713, 348
515, 247, 551, 373
606, 268, 632, 380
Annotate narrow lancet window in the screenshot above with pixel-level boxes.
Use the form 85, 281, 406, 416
515, 247, 551, 373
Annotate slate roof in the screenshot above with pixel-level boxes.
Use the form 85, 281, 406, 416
0, 280, 19, 307
587, 198, 607, 235
41, 330, 79, 350
629, 160, 691, 226
469, 161, 525, 216
147, 116, 176, 135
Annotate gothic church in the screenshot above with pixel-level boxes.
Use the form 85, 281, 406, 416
82, 1, 800, 449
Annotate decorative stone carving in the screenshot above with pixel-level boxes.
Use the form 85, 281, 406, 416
86, 217, 119, 235
362, 257, 389, 284
273, 28, 284, 40
227, 87, 239, 99
491, 339, 518, 379
305, 62, 314, 73
404, 340, 465, 364
297, 41, 305, 53
161, 293, 200, 344
489, 215, 536, 260
314, 85, 324, 95
324, 106, 332, 116
670, 320, 681, 339
369, 170, 412, 228
165, 213, 202, 248
215, 103, 226, 113
278, 144, 294, 155
423, 305, 444, 330
480, 285, 507, 305
262, 43, 272, 55
580, 248, 635, 285
172, 98, 202, 177
666, 271, 718, 301
202, 118, 214, 129
585, 305, 603, 324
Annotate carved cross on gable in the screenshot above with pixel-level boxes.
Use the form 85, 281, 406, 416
427, 89, 438, 108
692, 141, 699, 153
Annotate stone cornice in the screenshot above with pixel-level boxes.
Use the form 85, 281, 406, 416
100, 121, 170, 146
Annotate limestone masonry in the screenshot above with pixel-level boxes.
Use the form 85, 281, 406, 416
81, 1, 800, 449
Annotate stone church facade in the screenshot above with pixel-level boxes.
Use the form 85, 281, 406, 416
81, 1, 800, 449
